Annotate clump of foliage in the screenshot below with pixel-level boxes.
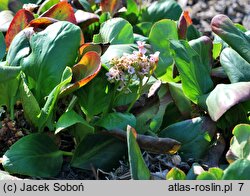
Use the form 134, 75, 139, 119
0, 0, 249, 180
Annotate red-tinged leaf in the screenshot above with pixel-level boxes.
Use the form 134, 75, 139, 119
40, 2, 77, 24
5, 9, 34, 49
178, 11, 192, 39
183, 11, 192, 26
100, 0, 123, 16
79, 43, 102, 56
75, 10, 99, 30
28, 17, 59, 30
60, 51, 101, 97
79, 43, 110, 57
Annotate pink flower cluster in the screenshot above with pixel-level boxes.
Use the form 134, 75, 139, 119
106, 41, 160, 92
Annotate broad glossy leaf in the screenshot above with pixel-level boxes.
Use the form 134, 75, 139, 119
189, 36, 213, 72
6, 27, 34, 67
75, 10, 99, 30
127, 126, 151, 180
149, 85, 172, 133
76, 73, 111, 119
0, 64, 21, 82
60, 51, 101, 97
213, 42, 222, 59
220, 48, 250, 83
198, 82, 250, 121
5, 9, 34, 49
28, 17, 58, 29
223, 159, 250, 180
100, 0, 122, 16
93, 18, 134, 44
40, 2, 77, 24
159, 117, 216, 160
96, 112, 136, 131
37, 0, 60, 15
71, 134, 126, 170
227, 124, 250, 162
2, 133, 63, 177
170, 39, 214, 103
38, 67, 72, 130
149, 19, 178, 81
0, 32, 6, 60
142, 0, 182, 22
21, 21, 81, 104
168, 82, 192, 118
167, 167, 186, 180
0, 10, 14, 32
211, 14, 250, 64
55, 109, 94, 134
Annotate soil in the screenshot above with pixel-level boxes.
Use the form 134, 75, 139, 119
1, 0, 250, 180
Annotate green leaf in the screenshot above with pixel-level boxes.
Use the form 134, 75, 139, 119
55, 109, 94, 134
19, 73, 40, 127
189, 36, 213, 73
166, 167, 186, 180
134, 22, 153, 37
38, 67, 72, 130
0, 32, 6, 60
38, 0, 60, 15
142, 0, 182, 22
71, 134, 126, 170
208, 168, 224, 180
21, 21, 81, 104
6, 27, 33, 67
0, 0, 8, 11
168, 82, 192, 118
96, 112, 136, 131
127, 126, 151, 180
77, 73, 111, 118
149, 19, 178, 81
220, 48, 250, 83
198, 82, 250, 121
228, 124, 250, 161
211, 14, 250, 64
78, 0, 92, 12
149, 85, 172, 133
170, 39, 214, 103
93, 18, 134, 44
223, 159, 250, 180
196, 172, 217, 180
0, 64, 21, 82
213, 42, 222, 59
159, 117, 216, 160
2, 133, 63, 177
